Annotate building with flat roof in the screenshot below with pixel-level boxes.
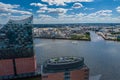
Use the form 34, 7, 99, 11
0, 15, 36, 80
41, 56, 89, 80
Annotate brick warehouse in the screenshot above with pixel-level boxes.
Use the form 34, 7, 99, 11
0, 16, 36, 80
41, 57, 89, 80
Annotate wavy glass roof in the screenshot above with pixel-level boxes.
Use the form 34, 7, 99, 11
7, 15, 33, 25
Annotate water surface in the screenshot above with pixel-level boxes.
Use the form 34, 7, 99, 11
34, 32, 120, 80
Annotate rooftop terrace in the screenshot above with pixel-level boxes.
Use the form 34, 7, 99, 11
43, 57, 85, 73
47, 56, 83, 65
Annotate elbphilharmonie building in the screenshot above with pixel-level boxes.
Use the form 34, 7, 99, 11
0, 15, 36, 79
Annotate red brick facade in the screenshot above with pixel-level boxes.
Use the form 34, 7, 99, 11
0, 56, 36, 77
70, 67, 89, 80
0, 59, 14, 76
42, 72, 64, 80
42, 67, 89, 80
15, 56, 36, 74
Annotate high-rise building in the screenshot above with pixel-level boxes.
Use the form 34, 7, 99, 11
41, 57, 89, 80
0, 16, 36, 80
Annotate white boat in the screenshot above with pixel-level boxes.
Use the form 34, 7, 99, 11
72, 41, 78, 44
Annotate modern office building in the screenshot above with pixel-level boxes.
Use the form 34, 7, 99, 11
0, 16, 36, 79
41, 56, 89, 80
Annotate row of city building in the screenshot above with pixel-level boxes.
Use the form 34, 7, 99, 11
97, 27, 120, 41
33, 27, 89, 40
0, 16, 89, 80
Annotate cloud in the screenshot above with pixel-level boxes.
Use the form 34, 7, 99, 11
58, 13, 86, 18
0, 2, 19, 9
0, 8, 32, 15
87, 10, 112, 17
41, 0, 93, 6
37, 7, 67, 15
34, 14, 57, 23
37, 10, 46, 13
41, 0, 66, 6
0, 2, 31, 15
37, 7, 48, 13
116, 6, 120, 13
32, 9, 120, 24
0, 14, 32, 24
30, 3, 47, 7
72, 3, 83, 9
0, 13, 11, 17
38, 14, 53, 18
47, 8, 67, 14
33, 13, 86, 24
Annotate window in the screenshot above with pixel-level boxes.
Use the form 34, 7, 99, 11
84, 69, 89, 72
84, 77, 89, 80
42, 75, 48, 78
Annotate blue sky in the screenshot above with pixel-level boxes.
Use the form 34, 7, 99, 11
0, 0, 120, 24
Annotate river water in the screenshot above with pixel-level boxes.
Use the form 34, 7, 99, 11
34, 32, 120, 80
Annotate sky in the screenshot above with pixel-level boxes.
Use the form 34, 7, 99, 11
0, 0, 120, 24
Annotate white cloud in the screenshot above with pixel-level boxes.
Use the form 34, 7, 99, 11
0, 14, 33, 24
0, 13, 11, 17
116, 6, 120, 13
37, 7, 48, 13
87, 10, 112, 17
47, 8, 67, 14
33, 9, 120, 24
41, 0, 93, 6
40, 7, 48, 11
7, 9, 32, 14
34, 14, 57, 24
30, 3, 47, 7
37, 10, 46, 13
41, 0, 66, 6
58, 13, 86, 19
0, 2, 31, 15
72, 3, 83, 9
37, 7, 67, 15
38, 14, 53, 18
0, 2, 19, 9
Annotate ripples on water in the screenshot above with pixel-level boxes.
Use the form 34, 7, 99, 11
34, 32, 120, 80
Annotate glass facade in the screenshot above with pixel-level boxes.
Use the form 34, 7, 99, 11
0, 15, 34, 59
64, 71, 70, 80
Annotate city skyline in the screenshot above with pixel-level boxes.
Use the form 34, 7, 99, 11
0, 0, 120, 24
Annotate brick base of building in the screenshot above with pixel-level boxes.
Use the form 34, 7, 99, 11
42, 66, 89, 80
0, 56, 37, 80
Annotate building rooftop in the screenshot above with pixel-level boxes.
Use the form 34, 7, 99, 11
47, 56, 83, 65
42, 56, 85, 73
7, 15, 33, 25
